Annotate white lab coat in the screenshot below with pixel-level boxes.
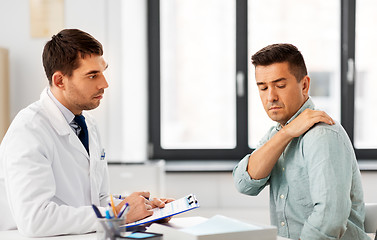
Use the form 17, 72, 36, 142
0, 88, 110, 236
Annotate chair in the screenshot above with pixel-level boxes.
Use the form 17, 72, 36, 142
364, 203, 377, 234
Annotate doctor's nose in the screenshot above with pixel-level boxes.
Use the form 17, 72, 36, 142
99, 75, 109, 89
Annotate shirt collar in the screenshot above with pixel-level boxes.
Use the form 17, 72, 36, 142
47, 87, 75, 124
276, 97, 315, 131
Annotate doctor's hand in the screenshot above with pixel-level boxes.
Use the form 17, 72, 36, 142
149, 197, 175, 209
282, 109, 334, 139
117, 191, 154, 223
149, 197, 175, 223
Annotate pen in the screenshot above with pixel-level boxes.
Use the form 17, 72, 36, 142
109, 194, 118, 218
105, 209, 112, 219
117, 202, 129, 218
91, 204, 104, 218
113, 195, 125, 200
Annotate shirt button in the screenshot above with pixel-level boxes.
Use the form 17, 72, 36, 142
280, 194, 285, 199
281, 221, 285, 227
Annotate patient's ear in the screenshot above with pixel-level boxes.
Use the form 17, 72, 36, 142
301, 75, 310, 97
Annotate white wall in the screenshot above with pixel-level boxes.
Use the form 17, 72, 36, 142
0, 0, 148, 161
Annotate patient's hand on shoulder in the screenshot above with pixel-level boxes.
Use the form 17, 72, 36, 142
283, 109, 334, 138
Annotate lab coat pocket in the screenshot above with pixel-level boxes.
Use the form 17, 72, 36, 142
91, 148, 107, 180
100, 148, 106, 160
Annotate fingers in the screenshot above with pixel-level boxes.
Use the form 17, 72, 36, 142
150, 197, 176, 208
133, 191, 150, 200
155, 216, 172, 223
164, 198, 175, 203
301, 109, 334, 125
319, 111, 335, 125
284, 109, 335, 138
123, 192, 175, 223
308, 110, 334, 125
124, 193, 154, 223
150, 198, 165, 208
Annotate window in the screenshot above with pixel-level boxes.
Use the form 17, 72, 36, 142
160, 0, 237, 149
247, 0, 340, 147
148, 0, 377, 161
148, 0, 248, 160
354, 0, 377, 149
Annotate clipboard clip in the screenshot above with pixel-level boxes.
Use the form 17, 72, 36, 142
187, 194, 198, 205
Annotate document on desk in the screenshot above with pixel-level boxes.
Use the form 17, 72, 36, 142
125, 193, 200, 228
180, 215, 261, 235
148, 215, 278, 240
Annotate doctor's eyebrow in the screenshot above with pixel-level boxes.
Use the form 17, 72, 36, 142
256, 78, 287, 85
84, 64, 109, 76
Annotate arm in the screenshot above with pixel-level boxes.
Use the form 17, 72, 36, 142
300, 125, 353, 239
248, 109, 334, 180
233, 154, 270, 196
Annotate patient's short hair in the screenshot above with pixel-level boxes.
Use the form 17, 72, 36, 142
251, 43, 307, 82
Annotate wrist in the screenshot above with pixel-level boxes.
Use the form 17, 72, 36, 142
277, 127, 294, 143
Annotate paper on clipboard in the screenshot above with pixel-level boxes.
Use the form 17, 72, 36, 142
125, 193, 200, 227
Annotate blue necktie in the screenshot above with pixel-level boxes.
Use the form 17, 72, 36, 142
74, 115, 89, 155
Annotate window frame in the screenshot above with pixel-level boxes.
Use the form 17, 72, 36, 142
148, 0, 377, 161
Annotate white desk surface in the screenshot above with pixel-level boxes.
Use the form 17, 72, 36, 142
1, 216, 374, 240
0, 229, 290, 240
0, 231, 96, 240
2, 230, 374, 240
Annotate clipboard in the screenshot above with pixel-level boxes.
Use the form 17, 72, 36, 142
125, 193, 200, 228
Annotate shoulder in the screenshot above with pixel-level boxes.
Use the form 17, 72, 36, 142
4, 100, 54, 144
0, 101, 53, 158
301, 121, 354, 153
11, 101, 45, 128
304, 121, 346, 139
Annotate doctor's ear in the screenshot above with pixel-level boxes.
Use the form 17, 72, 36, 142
52, 72, 65, 89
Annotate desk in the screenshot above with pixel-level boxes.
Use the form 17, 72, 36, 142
1, 229, 374, 240
0, 231, 291, 240
0, 231, 96, 240
1, 218, 374, 240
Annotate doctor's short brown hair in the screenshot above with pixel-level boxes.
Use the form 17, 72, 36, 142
42, 29, 103, 85
251, 43, 307, 82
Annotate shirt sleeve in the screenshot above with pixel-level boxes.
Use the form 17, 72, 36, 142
233, 154, 270, 196
299, 124, 353, 240
233, 127, 275, 196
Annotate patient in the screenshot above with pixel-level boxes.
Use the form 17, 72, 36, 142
233, 43, 369, 240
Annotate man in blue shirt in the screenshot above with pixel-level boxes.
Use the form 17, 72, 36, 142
233, 43, 369, 240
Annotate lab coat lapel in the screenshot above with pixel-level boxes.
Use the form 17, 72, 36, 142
68, 133, 90, 159
40, 88, 90, 160
85, 116, 102, 206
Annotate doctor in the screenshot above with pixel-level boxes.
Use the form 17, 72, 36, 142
0, 29, 169, 237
